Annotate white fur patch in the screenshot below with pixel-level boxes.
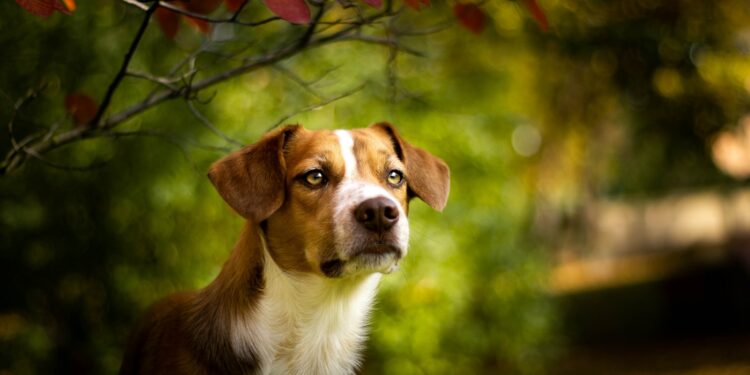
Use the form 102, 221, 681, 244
232, 239, 381, 375
335, 130, 358, 179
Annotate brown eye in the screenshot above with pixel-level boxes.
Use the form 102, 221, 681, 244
387, 170, 404, 187
302, 169, 327, 188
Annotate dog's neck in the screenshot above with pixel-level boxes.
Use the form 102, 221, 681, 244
190, 223, 381, 375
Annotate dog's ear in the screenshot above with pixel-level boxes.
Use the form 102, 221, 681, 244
208, 125, 300, 222
371, 122, 450, 211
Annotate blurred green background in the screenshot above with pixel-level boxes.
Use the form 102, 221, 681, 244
2, 0, 750, 374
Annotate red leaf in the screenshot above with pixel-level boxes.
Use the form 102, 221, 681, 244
224, 0, 247, 12
156, 7, 180, 39
404, 0, 429, 11
61, 0, 75, 11
185, 16, 212, 34
521, 0, 548, 31
263, 0, 310, 24
178, 0, 223, 15
361, 0, 381, 9
15, 0, 72, 17
453, 3, 485, 34
64, 93, 98, 126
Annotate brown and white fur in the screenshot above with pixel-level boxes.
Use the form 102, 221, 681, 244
119, 123, 450, 375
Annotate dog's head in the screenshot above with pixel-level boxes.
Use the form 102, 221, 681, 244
208, 123, 449, 278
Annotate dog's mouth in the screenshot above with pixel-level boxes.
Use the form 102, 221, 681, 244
355, 242, 401, 257
320, 259, 345, 278
320, 242, 403, 278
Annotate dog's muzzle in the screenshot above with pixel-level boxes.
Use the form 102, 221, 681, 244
322, 197, 406, 278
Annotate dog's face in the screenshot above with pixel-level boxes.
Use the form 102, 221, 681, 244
208, 123, 449, 278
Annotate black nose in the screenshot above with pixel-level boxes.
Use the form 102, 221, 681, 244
354, 197, 400, 233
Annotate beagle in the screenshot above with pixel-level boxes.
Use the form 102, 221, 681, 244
119, 123, 450, 375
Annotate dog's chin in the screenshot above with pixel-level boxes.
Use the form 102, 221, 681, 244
320, 243, 403, 278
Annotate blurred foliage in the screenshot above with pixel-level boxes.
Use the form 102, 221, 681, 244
2, 0, 750, 374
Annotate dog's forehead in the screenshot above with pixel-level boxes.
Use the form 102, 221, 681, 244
285, 128, 400, 175
283, 129, 341, 171
349, 128, 397, 157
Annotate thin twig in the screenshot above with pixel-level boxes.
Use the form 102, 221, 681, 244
92, 1, 159, 127
311, 9, 395, 44
121, 0, 148, 11
102, 43, 306, 128
23, 147, 111, 172
105, 129, 233, 173
386, 11, 399, 106
395, 21, 452, 36
329, 35, 424, 56
267, 84, 365, 130
229, 0, 250, 22
143, 1, 281, 27
272, 65, 324, 99
103, 129, 203, 173
104, 129, 233, 153
2, 86, 48, 173
185, 100, 244, 147
126, 71, 181, 91
297, 3, 327, 48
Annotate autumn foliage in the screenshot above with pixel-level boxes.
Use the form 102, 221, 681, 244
64, 93, 98, 126
155, 0, 238, 37
453, 3, 485, 34
14, 0, 75, 17
15, 0, 549, 34
404, 0, 430, 11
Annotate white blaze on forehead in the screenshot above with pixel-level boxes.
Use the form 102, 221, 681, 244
335, 130, 358, 180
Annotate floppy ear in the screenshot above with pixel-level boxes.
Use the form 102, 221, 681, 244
207, 125, 300, 223
371, 122, 450, 211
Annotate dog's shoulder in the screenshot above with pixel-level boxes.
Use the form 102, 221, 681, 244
119, 292, 198, 375
122, 291, 262, 375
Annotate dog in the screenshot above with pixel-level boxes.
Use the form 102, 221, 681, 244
119, 122, 450, 375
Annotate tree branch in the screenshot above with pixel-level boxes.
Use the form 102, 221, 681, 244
92, 1, 159, 128
272, 65, 325, 99
0, 2, 425, 175
131, 0, 281, 27
126, 70, 181, 91
328, 35, 425, 56
268, 84, 365, 130
298, 3, 326, 48
102, 129, 230, 173
185, 100, 244, 148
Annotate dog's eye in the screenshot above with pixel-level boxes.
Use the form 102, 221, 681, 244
302, 169, 327, 188
387, 170, 404, 187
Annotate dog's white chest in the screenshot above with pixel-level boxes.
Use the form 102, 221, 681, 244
233, 253, 382, 375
